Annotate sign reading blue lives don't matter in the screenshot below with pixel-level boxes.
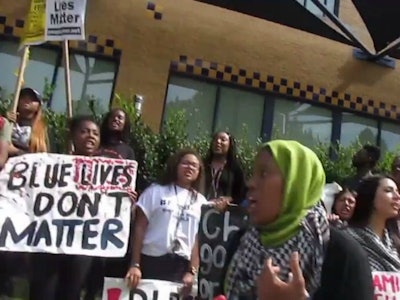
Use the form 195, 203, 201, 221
198, 205, 249, 300
0, 153, 137, 257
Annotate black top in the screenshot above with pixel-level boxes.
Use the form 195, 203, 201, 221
204, 162, 246, 205
99, 142, 136, 160
314, 226, 374, 300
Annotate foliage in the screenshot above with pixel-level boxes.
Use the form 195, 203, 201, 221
0, 90, 399, 186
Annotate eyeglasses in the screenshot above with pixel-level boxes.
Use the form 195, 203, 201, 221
180, 161, 200, 170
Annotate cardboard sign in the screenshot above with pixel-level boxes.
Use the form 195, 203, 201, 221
197, 206, 249, 300
102, 278, 198, 300
372, 271, 400, 299
0, 153, 137, 257
45, 0, 87, 40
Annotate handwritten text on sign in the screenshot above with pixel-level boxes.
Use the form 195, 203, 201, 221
198, 206, 248, 300
102, 278, 198, 300
45, 0, 87, 40
373, 271, 400, 300
0, 153, 137, 257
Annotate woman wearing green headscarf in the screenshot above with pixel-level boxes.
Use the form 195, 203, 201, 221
225, 140, 329, 298
223, 140, 374, 299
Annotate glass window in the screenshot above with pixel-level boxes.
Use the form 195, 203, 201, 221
380, 122, 400, 153
0, 40, 58, 97
272, 99, 333, 148
215, 87, 264, 144
164, 76, 217, 139
340, 113, 378, 147
50, 54, 117, 114
296, 0, 338, 16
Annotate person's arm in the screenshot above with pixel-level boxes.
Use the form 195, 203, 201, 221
131, 207, 148, 266
313, 227, 374, 300
189, 234, 199, 271
126, 186, 155, 288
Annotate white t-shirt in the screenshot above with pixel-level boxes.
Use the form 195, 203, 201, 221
138, 183, 208, 260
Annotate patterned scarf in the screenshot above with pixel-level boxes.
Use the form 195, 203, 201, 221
346, 226, 400, 272
225, 204, 330, 299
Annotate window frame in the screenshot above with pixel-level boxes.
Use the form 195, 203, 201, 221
0, 35, 120, 111
162, 72, 399, 154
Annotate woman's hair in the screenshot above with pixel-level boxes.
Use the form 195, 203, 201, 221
349, 174, 393, 227
331, 187, 357, 215
29, 108, 48, 153
204, 131, 241, 168
100, 108, 131, 145
159, 148, 205, 194
68, 115, 98, 135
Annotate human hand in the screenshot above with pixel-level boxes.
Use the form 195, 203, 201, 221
257, 252, 308, 300
180, 272, 194, 297
6, 111, 18, 123
125, 266, 142, 289
212, 196, 232, 212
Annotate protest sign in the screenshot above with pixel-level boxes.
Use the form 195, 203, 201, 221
22, 0, 87, 44
0, 153, 137, 257
197, 206, 249, 300
372, 271, 400, 299
102, 278, 198, 300
45, 0, 87, 40
22, 0, 46, 45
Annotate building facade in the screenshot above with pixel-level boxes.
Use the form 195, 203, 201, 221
1, 0, 399, 152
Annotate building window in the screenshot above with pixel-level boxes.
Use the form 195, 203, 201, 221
381, 121, 400, 153
214, 87, 264, 144
0, 40, 58, 97
296, 0, 338, 16
340, 113, 378, 147
50, 54, 117, 114
0, 39, 118, 114
164, 76, 218, 138
272, 98, 333, 148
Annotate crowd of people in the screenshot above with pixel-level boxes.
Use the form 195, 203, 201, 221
0, 87, 399, 300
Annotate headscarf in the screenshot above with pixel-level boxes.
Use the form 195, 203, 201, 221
225, 140, 329, 299
259, 140, 326, 246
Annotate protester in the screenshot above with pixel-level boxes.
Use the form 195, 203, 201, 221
29, 116, 101, 300
225, 140, 374, 300
328, 188, 357, 227
84, 109, 138, 300
99, 108, 135, 160
204, 131, 246, 205
5, 87, 48, 156
391, 155, 400, 187
30, 116, 136, 300
347, 175, 400, 271
343, 145, 380, 191
126, 149, 209, 296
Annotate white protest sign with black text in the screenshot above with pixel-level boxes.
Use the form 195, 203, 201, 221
102, 278, 198, 300
372, 271, 400, 299
45, 0, 87, 40
0, 153, 137, 257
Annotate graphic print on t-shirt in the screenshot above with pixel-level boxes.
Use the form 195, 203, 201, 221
12, 123, 32, 150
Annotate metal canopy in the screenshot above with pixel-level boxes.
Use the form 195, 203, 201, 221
195, 0, 400, 61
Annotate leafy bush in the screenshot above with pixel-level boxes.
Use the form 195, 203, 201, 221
0, 91, 398, 185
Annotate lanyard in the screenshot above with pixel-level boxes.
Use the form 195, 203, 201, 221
171, 185, 195, 253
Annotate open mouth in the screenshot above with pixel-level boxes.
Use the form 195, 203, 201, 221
84, 139, 97, 150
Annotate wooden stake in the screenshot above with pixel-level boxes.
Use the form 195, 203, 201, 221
12, 46, 30, 113
62, 40, 73, 119
62, 40, 74, 153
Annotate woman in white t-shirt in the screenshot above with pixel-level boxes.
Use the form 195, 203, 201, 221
125, 148, 209, 294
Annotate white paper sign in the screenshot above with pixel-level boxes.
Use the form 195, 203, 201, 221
102, 278, 198, 300
45, 0, 87, 40
0, 153, 137, 257
372, 271, 400, 299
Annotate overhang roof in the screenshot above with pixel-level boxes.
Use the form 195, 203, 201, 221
195, 0, 400, 61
